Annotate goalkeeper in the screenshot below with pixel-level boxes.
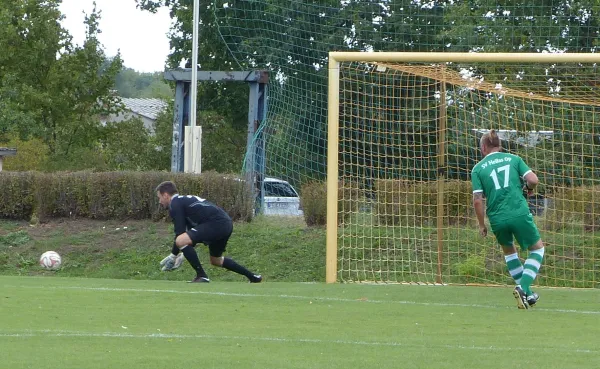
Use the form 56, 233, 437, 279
155, 181, 262, 283
471, 129, 544, 309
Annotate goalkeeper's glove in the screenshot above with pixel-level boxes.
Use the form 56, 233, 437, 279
160, 253, 184, 271
173, 253, 184, 269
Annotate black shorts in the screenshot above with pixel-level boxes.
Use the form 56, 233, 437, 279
186, 220, 233, 257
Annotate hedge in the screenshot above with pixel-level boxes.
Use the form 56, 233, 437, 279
374, 179, 474, 227
0, 171, 253, 222
541, 185, 600, 233
300, 181, 363, 226
299, 179, 600, 232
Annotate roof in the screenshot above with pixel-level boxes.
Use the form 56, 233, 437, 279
121, 98, 168, 120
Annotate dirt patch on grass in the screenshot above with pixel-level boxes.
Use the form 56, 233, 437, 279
2, 218, 173, 254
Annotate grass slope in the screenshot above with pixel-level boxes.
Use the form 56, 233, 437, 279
0, 217, 325, 282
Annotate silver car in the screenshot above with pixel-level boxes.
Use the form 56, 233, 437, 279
261, 177, 303, 216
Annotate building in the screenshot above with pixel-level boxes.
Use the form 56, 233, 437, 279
101, 98, 168, 133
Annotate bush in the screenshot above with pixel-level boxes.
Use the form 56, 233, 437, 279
2, 136, 49, 171
541, 185, 600, 233
0, 172, 36, 219
375, 179, 473, 227
0, 171, 253, 222
300, 181, 327, 226
300, 181, 363, 226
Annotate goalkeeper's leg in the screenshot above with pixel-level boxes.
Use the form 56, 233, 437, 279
175, 232, 209, 281
208, 242, 262, 283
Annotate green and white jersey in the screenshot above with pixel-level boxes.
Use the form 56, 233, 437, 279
471, 151, 532, 222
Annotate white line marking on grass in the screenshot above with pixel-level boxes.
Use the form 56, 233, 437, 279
7, 284, 600, 315
0, 329, 597, 354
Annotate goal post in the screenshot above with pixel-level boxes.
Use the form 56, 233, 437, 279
327, 52, 600, 286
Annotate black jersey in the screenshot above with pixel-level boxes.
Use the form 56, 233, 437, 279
169, 194, 231, 236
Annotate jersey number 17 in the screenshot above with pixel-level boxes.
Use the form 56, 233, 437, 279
489, 165, 510, 190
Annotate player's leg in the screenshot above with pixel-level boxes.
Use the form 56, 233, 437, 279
491, 222, 523, 285
196, 221, 262, 282
175, 231, 209, 282
491, 221, 528, 309
502, 244, 523, 285
208, 244, 262, 283
513, 214, 544, 304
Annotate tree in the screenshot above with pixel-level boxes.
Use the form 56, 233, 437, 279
0, 0, 123, 158
114, 68, 173, 99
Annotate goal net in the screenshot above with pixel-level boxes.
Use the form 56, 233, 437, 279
327, 52, 600, 287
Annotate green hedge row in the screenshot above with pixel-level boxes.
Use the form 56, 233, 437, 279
300, 181, 361, 226
541, 185, 600, 232
374, 179, 474, 227
0, 171, 253, 222
300, 180, 600, 233
300, 180, 473, 227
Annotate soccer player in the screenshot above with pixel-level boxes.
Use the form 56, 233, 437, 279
156, 181, 262, 283
471, 129, 544, 309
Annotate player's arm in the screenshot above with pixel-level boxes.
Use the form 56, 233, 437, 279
471, 168, 487, 235
160, 198, 186, 271
169, 198, 187, 237
473, 191, 486, 228
518, 157, 539, 191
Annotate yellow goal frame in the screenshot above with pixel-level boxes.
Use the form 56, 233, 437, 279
326, 52, 600, 283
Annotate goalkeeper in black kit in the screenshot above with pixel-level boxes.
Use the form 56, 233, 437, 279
155, 181, 262, 283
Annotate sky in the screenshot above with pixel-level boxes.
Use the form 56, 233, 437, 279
59, 0, 172, 73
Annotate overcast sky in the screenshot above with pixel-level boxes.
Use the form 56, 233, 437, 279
59, 0, 172, 72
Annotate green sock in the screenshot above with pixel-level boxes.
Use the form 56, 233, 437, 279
504, 253, 523, 285
520, 247, 544, 295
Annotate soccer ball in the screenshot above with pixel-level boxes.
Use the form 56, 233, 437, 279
39, 251, 62, 270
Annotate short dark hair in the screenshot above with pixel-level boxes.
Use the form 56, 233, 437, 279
155, 181, 178, 195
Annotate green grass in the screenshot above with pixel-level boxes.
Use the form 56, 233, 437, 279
1, 276, 599, 369
0, 217, 325, 282
0, 216, 598, 287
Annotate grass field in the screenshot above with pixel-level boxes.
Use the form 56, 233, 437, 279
1, 217, 600, 367
1, 276, 599, 369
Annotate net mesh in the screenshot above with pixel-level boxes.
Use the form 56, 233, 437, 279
213, 1, 600, 187
210, 1, 600, 286
337, 59, 600, 286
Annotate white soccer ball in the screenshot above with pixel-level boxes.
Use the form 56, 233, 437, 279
39, 251, 62, 270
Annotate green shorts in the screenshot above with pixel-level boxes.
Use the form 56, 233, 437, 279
490, 213, 541, 251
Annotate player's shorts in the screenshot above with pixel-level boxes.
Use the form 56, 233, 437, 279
490, 213, 541, 251
186, 220, 233, 257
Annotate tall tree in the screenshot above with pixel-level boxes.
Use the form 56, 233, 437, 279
0, 0, 123, 156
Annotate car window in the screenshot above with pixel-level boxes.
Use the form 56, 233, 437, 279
264, 182, 298, 197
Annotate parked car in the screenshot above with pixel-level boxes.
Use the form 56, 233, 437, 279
261, 177, 303, 216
